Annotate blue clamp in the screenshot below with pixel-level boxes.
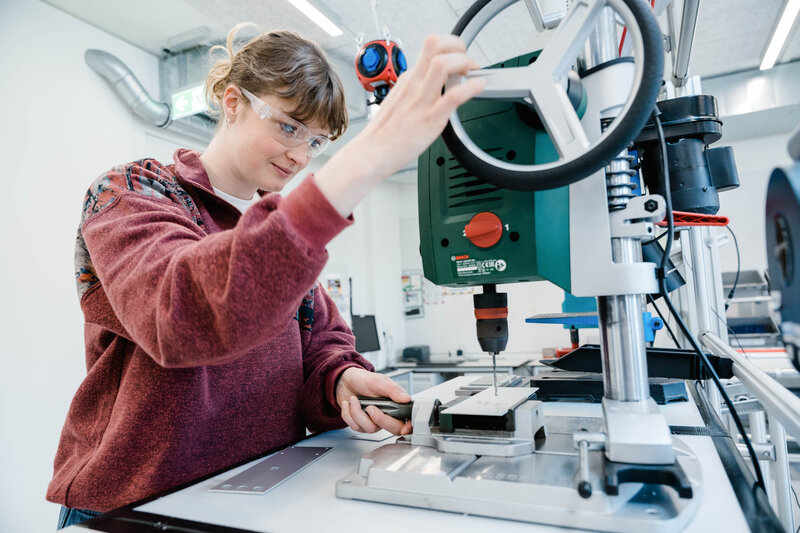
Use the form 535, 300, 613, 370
526, 311, 664, 343
643, 311, 663, 343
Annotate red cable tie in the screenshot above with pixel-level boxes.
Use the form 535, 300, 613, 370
656, 211, 730, 227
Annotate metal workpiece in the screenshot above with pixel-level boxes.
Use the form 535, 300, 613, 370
700, 332, 800, 442
439, 386, 534, 417
209, 446, 332, 495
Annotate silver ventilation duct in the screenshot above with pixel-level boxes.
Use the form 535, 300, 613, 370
85, 49, 215, 143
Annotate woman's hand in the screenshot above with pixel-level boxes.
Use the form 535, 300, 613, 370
355, 34, 485, 180
335, 367, 412, 436
314, 34, 485, 217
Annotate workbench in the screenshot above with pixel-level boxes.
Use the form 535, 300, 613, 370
66, 375, 764, 533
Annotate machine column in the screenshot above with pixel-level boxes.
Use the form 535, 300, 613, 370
597, 243, 650, 402
587, 6, 652, 404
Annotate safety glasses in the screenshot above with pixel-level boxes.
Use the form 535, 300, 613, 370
238, 86, 331, 158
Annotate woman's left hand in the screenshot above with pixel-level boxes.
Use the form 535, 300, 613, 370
335, 367, 412, 436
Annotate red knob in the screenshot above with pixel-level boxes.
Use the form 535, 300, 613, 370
464, 212, 503, 248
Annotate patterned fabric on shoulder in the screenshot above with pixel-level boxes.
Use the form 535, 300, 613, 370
81, 159, 204, 226
75, 159, 205, 299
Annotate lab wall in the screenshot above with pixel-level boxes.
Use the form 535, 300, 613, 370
716, 132, 796, 274
319, 180, 408, 370
0, 1, 185, 531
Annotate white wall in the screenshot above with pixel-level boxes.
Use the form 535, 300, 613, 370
716, 132, 796, 274
0, 1, 204, 531
319, 180, 407, 369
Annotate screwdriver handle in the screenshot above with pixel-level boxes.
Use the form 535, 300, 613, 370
357, 397, 413, 420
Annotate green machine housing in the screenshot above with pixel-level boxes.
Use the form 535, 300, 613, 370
418, 51, 584, 293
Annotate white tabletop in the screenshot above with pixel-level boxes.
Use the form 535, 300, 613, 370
69, 377, 750, 533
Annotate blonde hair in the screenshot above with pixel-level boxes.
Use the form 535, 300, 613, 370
205, 23, 348, 140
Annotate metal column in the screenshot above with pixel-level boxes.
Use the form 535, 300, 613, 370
587, 6, 651, 404
769, 415, 794, 532
749, 411, 775, 504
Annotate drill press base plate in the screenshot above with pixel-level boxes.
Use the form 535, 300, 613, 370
336, 416, 702, 533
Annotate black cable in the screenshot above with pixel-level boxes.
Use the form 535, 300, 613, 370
643, 228, 671, 245
651, 109, 766, 493
725, 225, 741, 311
646, 294, 681, 349
659, 253, 767, 492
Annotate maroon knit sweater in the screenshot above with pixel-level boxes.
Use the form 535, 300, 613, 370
46, 149, 372, 511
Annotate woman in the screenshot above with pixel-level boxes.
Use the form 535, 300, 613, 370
48, 24, 484, 529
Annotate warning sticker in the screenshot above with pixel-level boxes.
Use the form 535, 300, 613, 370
451, 255, 508, 277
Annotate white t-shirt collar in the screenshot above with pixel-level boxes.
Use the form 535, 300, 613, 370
211, 186, 261, 213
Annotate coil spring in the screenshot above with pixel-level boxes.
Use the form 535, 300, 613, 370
606, 153, 638, 211
601, 117, 638, 211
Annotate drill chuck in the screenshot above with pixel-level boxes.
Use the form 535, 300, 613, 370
474, 285, 509, 353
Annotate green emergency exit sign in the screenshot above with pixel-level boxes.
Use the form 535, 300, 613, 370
171, 84, 207, 119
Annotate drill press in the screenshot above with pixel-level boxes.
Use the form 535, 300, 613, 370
338, 1, 705, 530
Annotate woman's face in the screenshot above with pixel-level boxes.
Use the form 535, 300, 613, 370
226, 90, 329, 193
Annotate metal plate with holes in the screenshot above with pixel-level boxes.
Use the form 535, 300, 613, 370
209, 446, 332, 495
441, 387, 536, 417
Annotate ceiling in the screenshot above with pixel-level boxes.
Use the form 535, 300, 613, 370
43, 0, 800, 81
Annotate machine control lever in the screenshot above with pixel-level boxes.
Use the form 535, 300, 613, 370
573, 430, 606, 499
464, 212, 504, 248
357, 397, 413, 420
577, 438, 592, 498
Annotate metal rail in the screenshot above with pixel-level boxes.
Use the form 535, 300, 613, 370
700, 331, 796, 531
700, 332, 800, 441
672, 0, 700, 87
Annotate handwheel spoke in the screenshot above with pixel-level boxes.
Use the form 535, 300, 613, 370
442, 0, 664, 191
535, 0, 607, 79
528, 77, 589, 160
454, 67, 533, 101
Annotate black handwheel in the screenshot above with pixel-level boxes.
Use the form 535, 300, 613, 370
442, 0, 664, 191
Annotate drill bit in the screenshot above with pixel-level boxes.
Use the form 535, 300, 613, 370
491, 351, 498, 396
